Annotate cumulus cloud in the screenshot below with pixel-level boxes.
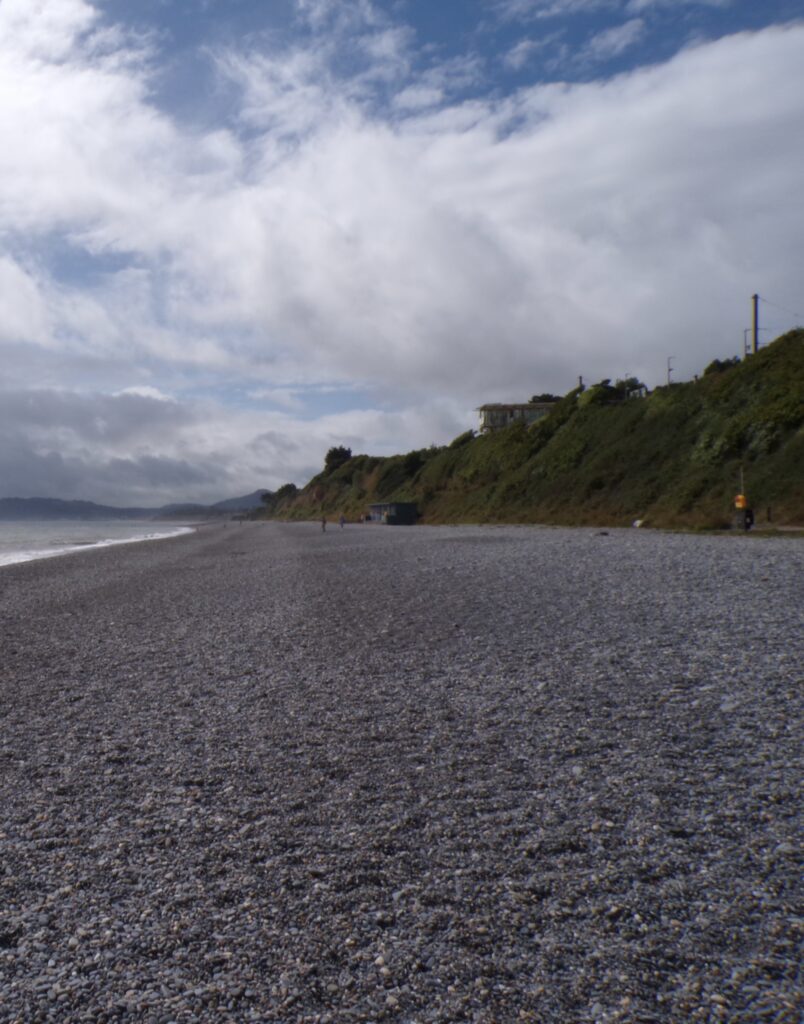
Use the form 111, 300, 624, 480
198, 22, 803, 398
0, 0, 98, 60
0, 0, 802, 502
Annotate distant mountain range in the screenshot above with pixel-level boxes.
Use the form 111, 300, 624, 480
0, 491, 270, 521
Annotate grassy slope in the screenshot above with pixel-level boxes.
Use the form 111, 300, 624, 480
269, 330, 804, 528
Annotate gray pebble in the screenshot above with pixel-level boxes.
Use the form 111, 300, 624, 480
0, 522, 801, 1022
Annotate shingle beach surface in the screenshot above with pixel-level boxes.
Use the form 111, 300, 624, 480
0, 522, 801, 1023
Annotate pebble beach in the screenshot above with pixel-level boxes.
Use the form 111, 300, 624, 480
0, 521, 801, 1023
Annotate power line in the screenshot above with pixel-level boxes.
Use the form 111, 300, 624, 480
758, 295, 803, 320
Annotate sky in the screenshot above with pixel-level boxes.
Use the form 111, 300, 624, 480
1, 0, 802, 505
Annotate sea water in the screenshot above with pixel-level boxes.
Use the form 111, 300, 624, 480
0, 520, 196, 567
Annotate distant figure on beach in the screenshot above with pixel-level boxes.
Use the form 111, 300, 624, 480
321, 516, 326, 532
734, 493, 754, 531
339, 514, 345, 529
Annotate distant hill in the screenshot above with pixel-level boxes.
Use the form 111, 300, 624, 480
0, 498, 151, 521
260, 330, 804, 529
0, 490, 272, 521
210, 490, 271, 512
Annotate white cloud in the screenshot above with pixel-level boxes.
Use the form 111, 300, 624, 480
357, 26, 415, 78
505, 38, 540, 70
0, 258, 52, 346
495, 0, 732, 19
0, 1, 802, 502
390, 55, 484, 112
504, 31, 571, 72
393, 84, 446, 111
0, 0, 98, 60
295, 0, 382, 34
628, 0, 730, 11
197, 23, 803, 398
585, 18, 646, 60
494, 0, 612, 21
114, 386, 175, 402
246, 387, 306, 412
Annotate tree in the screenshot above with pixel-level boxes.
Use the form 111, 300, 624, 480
578, 380, 620, 407
324, 446, 352, 473
614, 376, 647, 399
704, 356, 740, 376
529, 393, 561, 403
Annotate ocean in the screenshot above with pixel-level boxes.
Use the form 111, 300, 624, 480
0, 520, 196, 568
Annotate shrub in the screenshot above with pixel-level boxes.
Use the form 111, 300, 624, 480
703, 356, 740, 376
324, 446, 352, 473
449, 429, 476, 449
403, 450, 425, 475
578, 381, 621, 407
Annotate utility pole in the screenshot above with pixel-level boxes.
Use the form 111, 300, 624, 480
752, 293, 759, 355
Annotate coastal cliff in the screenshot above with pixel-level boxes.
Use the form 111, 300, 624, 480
263, 329, 804, 529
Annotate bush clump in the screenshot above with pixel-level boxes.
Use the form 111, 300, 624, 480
704, 356, 740, 376
324, 446, 352, 473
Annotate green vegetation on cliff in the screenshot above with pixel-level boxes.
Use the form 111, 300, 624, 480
263, 330, 804, 528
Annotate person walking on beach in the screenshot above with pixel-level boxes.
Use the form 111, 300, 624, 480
321, 516, 327, 532
339, 514, 345, 529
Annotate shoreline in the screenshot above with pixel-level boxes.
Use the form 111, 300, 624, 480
0, 520, 200, 569
1, 522, 800, 1022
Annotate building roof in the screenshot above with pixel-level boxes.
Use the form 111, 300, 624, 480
476, 402, 557, 412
